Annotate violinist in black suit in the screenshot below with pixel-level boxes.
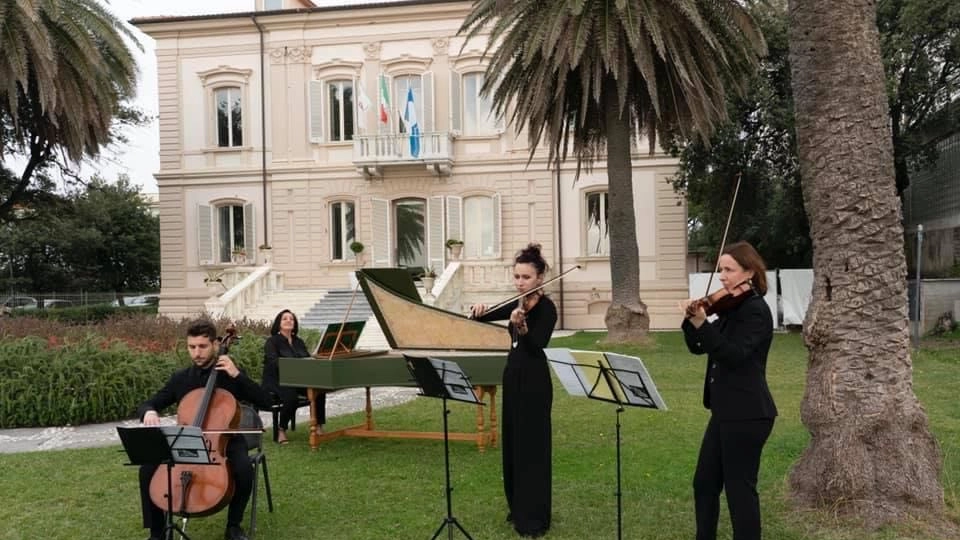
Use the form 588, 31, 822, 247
680, 241, 777, 540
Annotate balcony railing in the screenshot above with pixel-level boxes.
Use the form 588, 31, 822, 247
353, 131, 454, 179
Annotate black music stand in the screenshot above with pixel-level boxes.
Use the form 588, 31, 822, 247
404, 355, 482, 540
545, 348, 667, 540
118, 425, 212, 540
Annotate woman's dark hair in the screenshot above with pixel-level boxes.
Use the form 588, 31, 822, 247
270, 309, 299, 336
722, 241, 768, 295
515, 243, 548, 276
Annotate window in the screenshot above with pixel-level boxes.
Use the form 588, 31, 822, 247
308, 62, 362, 143
585, 191, 609, 256
330, 201, 356, 260
392, 75, 422, 134
215, 87, 243, 147
463, 195, 499, 258
451, 70, 502, 135
198, 202, 255, 265
218, 205, 246, 261
263, 0, 283, 9
328, 80, 355, 142
198, 67, 251, 150
461, 73, 496, 135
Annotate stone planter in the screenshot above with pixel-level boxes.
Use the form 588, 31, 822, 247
422, 276, 436, 293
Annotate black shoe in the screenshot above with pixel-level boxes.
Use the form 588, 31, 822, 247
225, 525, 249, 540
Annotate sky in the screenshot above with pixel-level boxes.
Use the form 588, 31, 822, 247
94, 0, 256, 194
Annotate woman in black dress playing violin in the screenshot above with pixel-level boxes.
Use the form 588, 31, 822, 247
680, 241, 777, 540
471, 243, 556, 538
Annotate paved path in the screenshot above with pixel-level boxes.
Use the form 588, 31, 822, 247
0, 386, 420, 454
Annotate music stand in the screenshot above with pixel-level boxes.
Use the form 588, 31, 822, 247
404, 355, 482, 540
117, 425, 212, 540
545, 348, 667, 540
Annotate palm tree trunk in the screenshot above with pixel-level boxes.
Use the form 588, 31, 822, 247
602, 81, 649, 343
787, 0, 942, 524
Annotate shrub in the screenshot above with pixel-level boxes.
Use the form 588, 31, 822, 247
0, 314, 323, 428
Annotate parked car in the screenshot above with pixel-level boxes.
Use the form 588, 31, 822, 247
1, 296, 38, 311
112, 294, 160, 307
42, 299, 75, 309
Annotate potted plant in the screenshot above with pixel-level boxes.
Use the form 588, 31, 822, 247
349, 241, 365, 267
231, 248, 247, 264
258, 244, 273, 264
445, 238, 464, 259
421, 267, 437, 293
204, 270, 225, 294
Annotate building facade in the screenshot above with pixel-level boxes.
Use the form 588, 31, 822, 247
133, 0, 688, 330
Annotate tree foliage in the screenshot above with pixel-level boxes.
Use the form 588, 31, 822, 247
670, 0, 960, 267
459, 0, 766, 340
666, 2, 810, 269
0, 0, 141, 220
880, 0, 960, 193
0, 175, 159, 293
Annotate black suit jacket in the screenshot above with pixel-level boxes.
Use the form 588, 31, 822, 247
681, 292, 778, 421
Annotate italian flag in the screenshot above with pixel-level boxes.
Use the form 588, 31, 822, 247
379, 74, 390, 124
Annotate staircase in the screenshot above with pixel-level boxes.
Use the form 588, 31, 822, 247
300, 289, 390, 350
243, 289, 329, 324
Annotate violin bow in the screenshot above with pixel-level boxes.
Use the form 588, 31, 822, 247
703, 172, 743, 297
472, 265, 580, 319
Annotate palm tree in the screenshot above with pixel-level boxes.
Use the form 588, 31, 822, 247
460, 0, 766, 341
787, 0, 942, 525
0, 0, 139, 218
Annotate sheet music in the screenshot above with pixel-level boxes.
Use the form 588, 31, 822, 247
161, 425, 211, 463
545, 348, 668, 410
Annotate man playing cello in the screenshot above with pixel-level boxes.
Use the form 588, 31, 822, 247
136, 320, 272, 540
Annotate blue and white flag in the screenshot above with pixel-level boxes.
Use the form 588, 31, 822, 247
403, 87, 421, 158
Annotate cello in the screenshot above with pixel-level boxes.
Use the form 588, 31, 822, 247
148, 325, 241, 517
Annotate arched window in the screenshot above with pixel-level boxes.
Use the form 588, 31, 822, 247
584, 190, 610, 257
198, 201, 255, 265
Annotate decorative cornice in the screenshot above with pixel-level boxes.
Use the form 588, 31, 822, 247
431, 37, 450, 57
269, 45, 313, 64
363, 42, 382, 61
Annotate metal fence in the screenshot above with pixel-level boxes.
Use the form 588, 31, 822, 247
0, 292, 159, 310
903, 132, 960, 228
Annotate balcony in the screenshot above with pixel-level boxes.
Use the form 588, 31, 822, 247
353, 131, 454, 180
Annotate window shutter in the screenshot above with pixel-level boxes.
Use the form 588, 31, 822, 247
445, 196, 462, 245
422, 71, 433, 132
492, 193, 501, 258
309, 80, 324, 142
243, 203, 255, 257
372, 198, 391, 266
450, 72, 461, 133
198, 204, 213, 264
429, 196, 445, 271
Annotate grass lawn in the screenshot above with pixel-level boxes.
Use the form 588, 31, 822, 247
1, 331, 958, 539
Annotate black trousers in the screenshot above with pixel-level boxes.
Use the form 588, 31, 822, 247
139, 436, 253, 535
694, 416, 774, 540
274, 386, 325, 430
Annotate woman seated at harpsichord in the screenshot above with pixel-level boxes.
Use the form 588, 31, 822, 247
261, 309, 326, 444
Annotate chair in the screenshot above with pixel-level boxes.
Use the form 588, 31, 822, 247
240, 404, 274, 538
177, 404, 273, 540
267, 393, 312, 443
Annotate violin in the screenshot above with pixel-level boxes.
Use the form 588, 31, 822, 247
148, 325, 241, 517
686, 280, 753, 317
